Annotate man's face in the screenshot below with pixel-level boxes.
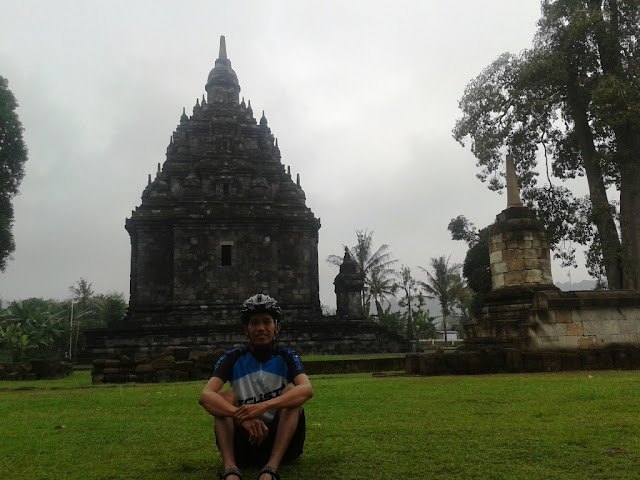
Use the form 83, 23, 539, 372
244, 312, 280, 346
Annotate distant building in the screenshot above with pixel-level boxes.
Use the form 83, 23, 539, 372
435, 330, 459, 342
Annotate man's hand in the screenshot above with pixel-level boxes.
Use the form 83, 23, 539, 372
239, 418, 269, 446
234, 403, 268, 424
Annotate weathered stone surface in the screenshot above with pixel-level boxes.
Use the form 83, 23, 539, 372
334, 249, 365, 321
189, 351, 208, 361
172, 347, 191, 361
175, 361, 194, 371
152, 358, 176, 370
560, 352, 582, 371
565, 322, 584, 336
120, 355, 135, 367
578, 336, 597, 349
135, 364, 155, 374
542, 352, 563, 372
556, 310, 572, 324
504, 271, 524, 285
135, 355, 151, 365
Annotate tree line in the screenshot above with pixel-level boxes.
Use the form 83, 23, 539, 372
0, 279, 126, 364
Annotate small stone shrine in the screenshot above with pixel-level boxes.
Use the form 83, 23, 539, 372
334, 248, 366, 321
83, 37, 408, 365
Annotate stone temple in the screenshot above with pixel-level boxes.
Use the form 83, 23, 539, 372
126, 36, 321, 326
82, 37, 408, 360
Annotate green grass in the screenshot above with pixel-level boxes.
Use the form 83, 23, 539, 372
1, 371, 639, 479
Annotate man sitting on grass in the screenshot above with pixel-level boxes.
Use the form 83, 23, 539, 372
199, 294, 313, 480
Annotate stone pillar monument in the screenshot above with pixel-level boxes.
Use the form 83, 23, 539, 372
489, 154, 555, 293
465, 154, 559, 348
334, 248, 365, 321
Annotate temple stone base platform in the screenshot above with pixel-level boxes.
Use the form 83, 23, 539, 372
80, 318, 409, 364
408, 289, 640, 376
406, 345, 640, 375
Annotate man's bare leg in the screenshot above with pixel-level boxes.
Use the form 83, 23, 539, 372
214, 391, 242, 480
258, 405, 302, 480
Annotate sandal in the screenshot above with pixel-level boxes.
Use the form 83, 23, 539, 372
256, 466, 280, 480
221, 468, 243, 480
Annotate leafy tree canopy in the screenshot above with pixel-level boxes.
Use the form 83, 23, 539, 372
448, 216, 492, 319
453, 0, 640, 289
419, 256, 466, 341
0, 76, 28, 271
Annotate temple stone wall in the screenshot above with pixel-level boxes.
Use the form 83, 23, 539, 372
528, 290, 640, 350
458, 167, 640, 376
406, 346, 640, 375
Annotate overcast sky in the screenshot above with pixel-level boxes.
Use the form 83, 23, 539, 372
0, 0, 590, 308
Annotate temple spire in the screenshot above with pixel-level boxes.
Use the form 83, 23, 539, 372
219, 35, 227, 60
506, 154, 523, 208
205, 34, 240, 104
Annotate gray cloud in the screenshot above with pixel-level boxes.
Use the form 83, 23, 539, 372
0, 0, 587, 306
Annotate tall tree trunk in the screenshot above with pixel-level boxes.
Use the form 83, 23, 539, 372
590, 0, 640, 288
619, 160, 640, 288
564, 75, 624, 288
442, 313, 448, 342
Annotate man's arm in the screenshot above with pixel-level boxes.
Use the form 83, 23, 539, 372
199, 377, 270, 445
198, 377, 238, 418
234, 373, 313, 424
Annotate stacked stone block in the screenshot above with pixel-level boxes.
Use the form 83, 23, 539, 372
91, 347, 225, 384
488, 207, 554, 291
405, 346, 640, 375
528, 290, 640, 350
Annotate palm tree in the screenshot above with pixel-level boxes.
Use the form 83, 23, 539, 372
394, 266, 418, 340
419, 256, 465, 342
368, 267, 397, 319
327, 230, 397, 314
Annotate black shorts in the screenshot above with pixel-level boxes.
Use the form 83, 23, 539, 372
219, 409, 306, 467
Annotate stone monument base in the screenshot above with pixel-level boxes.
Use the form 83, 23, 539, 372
79, 317, 409, 364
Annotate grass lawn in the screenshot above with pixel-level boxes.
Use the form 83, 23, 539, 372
1, 370, 639, 479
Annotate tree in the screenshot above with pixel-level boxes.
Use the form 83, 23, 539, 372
0, 298, 68, 362
419, 256, 465, 342
70, 278, 95, 310
327, 230, 397, 315
0, 76, 28, 271
94, 292, 127, 327
393, 266, 420, 340
368, 267, 397, 318
448, 216, 492, 319
453, 0, 640, 289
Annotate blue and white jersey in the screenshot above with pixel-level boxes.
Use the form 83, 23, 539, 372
212, 346, 305, 422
